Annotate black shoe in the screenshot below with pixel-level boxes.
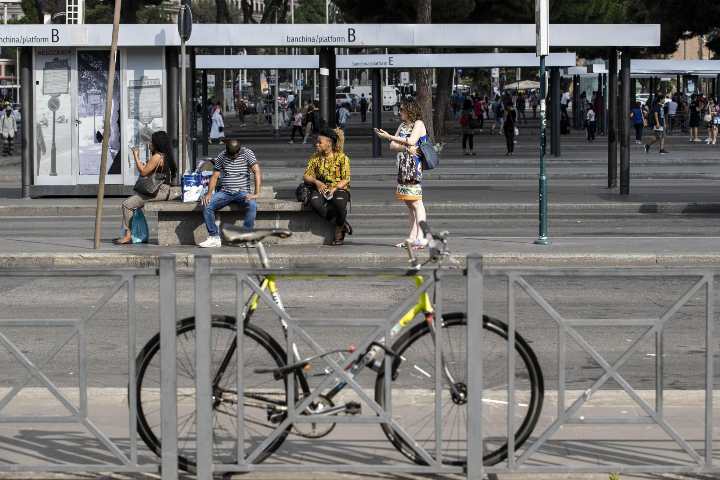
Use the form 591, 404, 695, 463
644, 144, 650, 154
659, 149, 669, 155
343, 221, 353, 236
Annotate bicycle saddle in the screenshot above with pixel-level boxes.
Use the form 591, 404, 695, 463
222, 226, 293, 244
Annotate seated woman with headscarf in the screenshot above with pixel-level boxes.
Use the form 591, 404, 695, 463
303, 127, 352, 245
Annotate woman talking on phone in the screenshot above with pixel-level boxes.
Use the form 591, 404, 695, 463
303, 127, 352, 245
374, 99, 429, 250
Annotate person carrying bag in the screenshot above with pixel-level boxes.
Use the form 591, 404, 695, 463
114, 131, 177, 245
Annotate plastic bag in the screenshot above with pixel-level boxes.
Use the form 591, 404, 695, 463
182, 173, 203, 203
130, 208, 149, 244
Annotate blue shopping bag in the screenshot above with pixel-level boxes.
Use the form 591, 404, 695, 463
130, 208, 149, 244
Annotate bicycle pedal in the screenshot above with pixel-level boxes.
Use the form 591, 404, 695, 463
344, 401, 362, 415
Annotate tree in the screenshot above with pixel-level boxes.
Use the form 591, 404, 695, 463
83, 0, 167, 24
415, 0, 434, 141
294, 0, 326, 23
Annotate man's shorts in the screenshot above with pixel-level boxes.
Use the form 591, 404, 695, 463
653, 128, 665, 139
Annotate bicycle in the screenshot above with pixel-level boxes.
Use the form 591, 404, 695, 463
134, 222, 544, 471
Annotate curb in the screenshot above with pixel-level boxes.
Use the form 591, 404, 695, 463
1, 202, 720, 217
3, 252, 720, 269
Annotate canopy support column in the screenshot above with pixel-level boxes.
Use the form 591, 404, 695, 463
608, 48, 618, 189
620, 48, 631, 195
550, 67, 561, 157
319, 47, 336, 128
372, 68, 382, 158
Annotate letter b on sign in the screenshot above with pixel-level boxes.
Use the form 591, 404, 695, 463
347, 28, 356, 43
52, 29, 59, 43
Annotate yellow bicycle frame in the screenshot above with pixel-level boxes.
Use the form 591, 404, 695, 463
247, 274, 432, 329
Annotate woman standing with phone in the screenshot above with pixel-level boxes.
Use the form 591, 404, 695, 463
374, 99, 429, 250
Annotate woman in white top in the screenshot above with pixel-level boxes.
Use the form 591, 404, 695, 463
209, 102, 225, 143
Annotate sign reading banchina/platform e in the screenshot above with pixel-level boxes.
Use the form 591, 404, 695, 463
0, 24, 660, 48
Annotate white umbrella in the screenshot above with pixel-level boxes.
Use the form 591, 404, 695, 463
504, 80, 540, 91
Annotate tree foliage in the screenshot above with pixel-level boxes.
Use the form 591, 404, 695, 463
294, 0, 326, 23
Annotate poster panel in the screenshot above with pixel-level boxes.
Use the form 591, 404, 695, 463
77, 50, 121, 176
35, 48, 73, 180
124, 49, 165, 185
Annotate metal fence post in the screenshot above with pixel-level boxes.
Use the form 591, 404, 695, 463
195, 254, 214, 477
159, 255, 178, 480
466, 255, 484, 480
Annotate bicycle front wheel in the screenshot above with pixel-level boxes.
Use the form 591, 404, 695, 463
135, 315, 292, 471
375, 312, 544, 467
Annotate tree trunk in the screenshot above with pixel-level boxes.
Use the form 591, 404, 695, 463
415, 0, 435, 141
432, 67, 453, 143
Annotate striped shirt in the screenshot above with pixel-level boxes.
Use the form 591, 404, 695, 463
214, 148, 257, 193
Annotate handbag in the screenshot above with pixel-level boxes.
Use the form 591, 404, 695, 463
419, 141, 439, 170
133, 159, 167, 196
514, 127, 520, 137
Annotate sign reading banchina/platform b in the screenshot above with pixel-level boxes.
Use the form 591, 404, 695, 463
0, 24, 660, 48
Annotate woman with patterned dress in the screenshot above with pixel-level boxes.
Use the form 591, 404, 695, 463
374, 99, 429, 249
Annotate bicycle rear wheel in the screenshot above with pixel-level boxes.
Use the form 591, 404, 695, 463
375, 312, 544, 467
135, 315, 292, 471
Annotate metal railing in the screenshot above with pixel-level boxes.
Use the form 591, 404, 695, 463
0, 266, 175, 476
466, 254, 718, 479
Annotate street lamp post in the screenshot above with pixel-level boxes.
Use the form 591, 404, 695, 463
535, 0, 550, 245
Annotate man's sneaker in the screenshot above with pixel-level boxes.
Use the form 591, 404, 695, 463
198, 236, 222, 248
644, 144, 650, 154
659, 149, 669, 155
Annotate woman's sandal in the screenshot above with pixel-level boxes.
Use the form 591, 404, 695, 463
332, 227, 346, 246
411, 239, 428, 250
113, 238, 132, 245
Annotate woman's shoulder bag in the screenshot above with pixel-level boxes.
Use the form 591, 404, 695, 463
419, 140, 439, 170
134, 155, 167, 196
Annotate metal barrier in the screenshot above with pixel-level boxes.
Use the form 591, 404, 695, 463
466, 254, 718, 479
0, 265, 178, 478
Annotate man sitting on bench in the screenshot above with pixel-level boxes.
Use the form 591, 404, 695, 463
199, 139, 262, 248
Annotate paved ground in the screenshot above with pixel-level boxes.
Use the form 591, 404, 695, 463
1, 118, 720, 479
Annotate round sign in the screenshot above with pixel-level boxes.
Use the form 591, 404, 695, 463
48, 96, 60, 112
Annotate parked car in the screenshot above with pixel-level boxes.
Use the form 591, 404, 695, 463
335, 93, 353, 108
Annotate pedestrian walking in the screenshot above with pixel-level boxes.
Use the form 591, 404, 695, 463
473, 96, 485, 131
337, 103, 351, 132
459, 101, 476, 156
708, 97, 719, 145
530, 91, 538, 118
630, 101, 645, 144
666, 95, 678, 134
303, 127, 352, 245
237, 97, 247, 126
199, 139, 262, 248
374, 99, 430, 250
644, 97, 668, 155
359, 94, 369, 122
1, 106, 17, 156
491, 95, 504, 135
115, 131, 177, 245
585, 104, 597, 142
704, 97, 716, 144
503, 105, 518, 156
689, 94, 701, 142
289, 109, 304, 143
209, 102, 225, 143
516, 92, 527, 125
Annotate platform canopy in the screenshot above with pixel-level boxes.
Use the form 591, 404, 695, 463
0, 23, 660, 48
196, 52, 577, 70
631, 59, 720, 75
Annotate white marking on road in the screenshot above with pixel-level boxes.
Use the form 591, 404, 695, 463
413, 365, 432, 378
